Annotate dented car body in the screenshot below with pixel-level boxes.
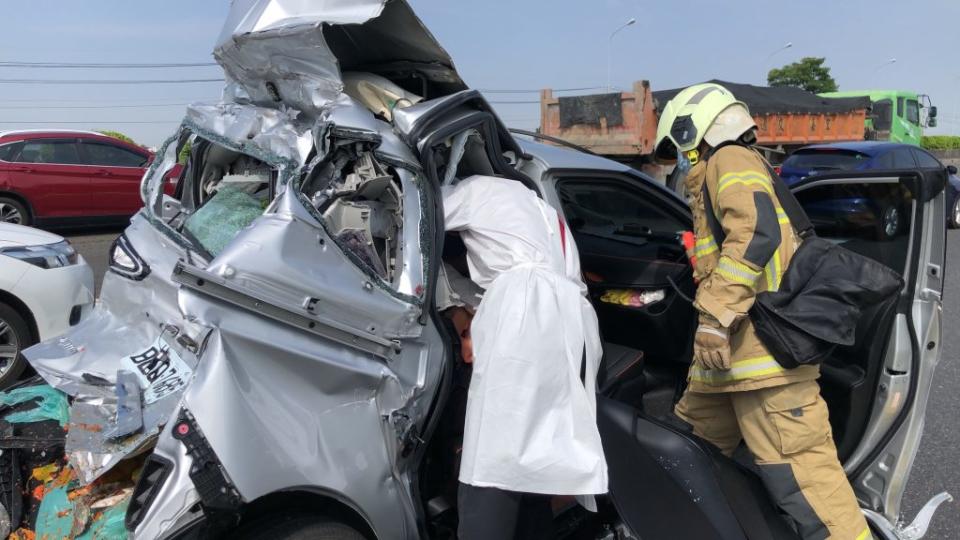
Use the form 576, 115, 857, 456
17, 1, 951, 539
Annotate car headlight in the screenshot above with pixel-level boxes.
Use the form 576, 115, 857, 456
0, 240, 78, 269
109, 234, 150, 280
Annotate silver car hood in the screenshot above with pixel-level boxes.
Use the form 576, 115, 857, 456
215, 0, 467, 113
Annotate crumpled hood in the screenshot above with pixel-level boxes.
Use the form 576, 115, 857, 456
214, 0, 466, 113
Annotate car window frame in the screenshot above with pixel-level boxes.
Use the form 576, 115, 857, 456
910, 148, 941, 169
0, 141, 25, 163
897, 97, 905, 119
891, 148, 919, 169
15, 138, 84, 166
546, 168, 692, 240
78, 140, 150, 168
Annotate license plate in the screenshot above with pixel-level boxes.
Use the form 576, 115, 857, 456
120, 337, 193, 404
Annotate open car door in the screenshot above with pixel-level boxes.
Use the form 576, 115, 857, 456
597, 167, 949, 540
790, 168, 949, 537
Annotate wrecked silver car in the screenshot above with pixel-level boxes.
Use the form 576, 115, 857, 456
3, 1, 950, 539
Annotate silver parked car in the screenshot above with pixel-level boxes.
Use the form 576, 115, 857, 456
22, 1, 950, 539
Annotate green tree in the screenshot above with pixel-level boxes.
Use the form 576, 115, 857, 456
97, 130, 139, 146
767, 57, 839, 93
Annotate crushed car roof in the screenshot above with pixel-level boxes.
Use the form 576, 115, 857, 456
215, 0, 467, 113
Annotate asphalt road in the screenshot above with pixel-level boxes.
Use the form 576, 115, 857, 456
64, 228, 960, 538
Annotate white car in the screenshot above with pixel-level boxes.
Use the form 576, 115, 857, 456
0, 223, 94, 387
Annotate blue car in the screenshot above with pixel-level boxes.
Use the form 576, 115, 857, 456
780, 142, 960, 235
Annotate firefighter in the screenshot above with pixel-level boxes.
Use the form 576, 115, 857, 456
655, 83, 872, 540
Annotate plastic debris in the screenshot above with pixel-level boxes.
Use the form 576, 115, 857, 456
105, 371, 143, 440
34, 485, 75, 539
77, 497, 130, 540
600, 289, 666, 308
0, 385, 69, 427
31, 463, 60, 484
0, 500, 10, 538
9, 528, 35, 540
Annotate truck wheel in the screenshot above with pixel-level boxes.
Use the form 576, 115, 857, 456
236, 515, 366, 540
0, 198, 28, 226
0, 302, 31, 389
950, 197, 960, 229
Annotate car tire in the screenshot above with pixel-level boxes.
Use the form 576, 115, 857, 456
0, 197, 29, 226
875, 202, 902, 241
0, 302, 32, 389
950, 197, 960, 230
235, 515, 366, 540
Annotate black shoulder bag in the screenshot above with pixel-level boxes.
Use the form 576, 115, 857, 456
703, 155, 904, 368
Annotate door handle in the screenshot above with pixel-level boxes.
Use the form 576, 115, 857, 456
12, 166, 33, 173
95, 169, 112, 177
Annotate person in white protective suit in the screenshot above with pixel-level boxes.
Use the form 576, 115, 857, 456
442, 174, 608, 540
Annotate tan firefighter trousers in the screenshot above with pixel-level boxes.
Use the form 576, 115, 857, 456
675, 379, 872, 540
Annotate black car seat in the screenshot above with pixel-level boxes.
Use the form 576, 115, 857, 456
598, 396, 800, 540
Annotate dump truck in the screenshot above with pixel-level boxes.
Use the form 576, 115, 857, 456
538, 80, 871, 174
820, 90, 937, 146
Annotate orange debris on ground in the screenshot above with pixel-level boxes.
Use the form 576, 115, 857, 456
9, 528, 36, 540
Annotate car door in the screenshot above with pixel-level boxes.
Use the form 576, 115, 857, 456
790, 168, 946, 530
7, 138, 93, 219
540, 171, 696, 368
78, 140, 150, 216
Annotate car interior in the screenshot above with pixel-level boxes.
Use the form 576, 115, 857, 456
412, 111, 913, 538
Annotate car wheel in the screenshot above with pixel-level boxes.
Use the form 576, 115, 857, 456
875, 203, 901, 240
950, 197, 960, 229
236, 515, 366, 540
0, 198, 29, 226
0, 302, 31, 389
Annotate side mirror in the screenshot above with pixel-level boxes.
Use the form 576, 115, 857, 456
929, 106, 938, 118
947, 165, 957, 175
928, 118, 938, 128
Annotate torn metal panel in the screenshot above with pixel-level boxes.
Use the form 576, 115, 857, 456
64, 331, 199, 485
195, 201, 422, 340
152, 300, 446, 540
105, 371, 143, 441
185, 102, 314, 166
214, 0, 465, 113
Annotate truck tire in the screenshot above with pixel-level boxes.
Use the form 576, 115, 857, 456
0, 302, 32, 389
0, 198, 28, 226
236, 515, 366, 540
950, 197, 960, 229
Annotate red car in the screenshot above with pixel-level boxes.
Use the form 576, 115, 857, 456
0, 130, 174, 227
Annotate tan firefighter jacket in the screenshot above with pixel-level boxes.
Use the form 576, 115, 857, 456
684, 144, 819, 393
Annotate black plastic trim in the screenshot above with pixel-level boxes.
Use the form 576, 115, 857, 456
171, 409, 243, 512
125, 454, 174, 531
108, 233, 151, 281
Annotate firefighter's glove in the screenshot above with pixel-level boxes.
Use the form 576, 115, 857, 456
694, 319, 731, 371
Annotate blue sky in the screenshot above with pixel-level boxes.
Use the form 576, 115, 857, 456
0, 0, 956, 147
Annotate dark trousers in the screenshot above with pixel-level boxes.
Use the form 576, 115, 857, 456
457, 483, 556, 540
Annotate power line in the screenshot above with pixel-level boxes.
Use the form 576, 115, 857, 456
0, 120, 181, 124
479, 86, 604, 94
488, 100, 540, 104
0, 97, 208, 103
0, 61, 217, 69
0, 78, 223, 85
0, 103, 190, 110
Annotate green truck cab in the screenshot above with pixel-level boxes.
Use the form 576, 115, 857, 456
820, 90, 937, 146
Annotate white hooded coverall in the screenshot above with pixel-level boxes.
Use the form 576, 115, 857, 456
442, 175, 608, 496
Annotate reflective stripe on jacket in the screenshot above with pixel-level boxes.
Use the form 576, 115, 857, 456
684, 145, 819, 392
